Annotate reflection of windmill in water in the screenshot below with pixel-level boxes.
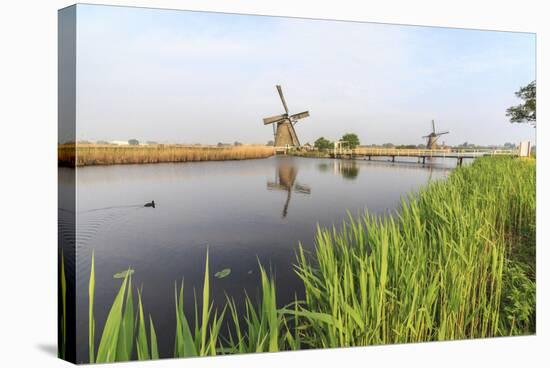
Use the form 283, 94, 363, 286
267, 161, 311, 218
263, 85, 310, 148
423, 120, 449, 149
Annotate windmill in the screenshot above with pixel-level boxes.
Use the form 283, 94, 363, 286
263, 85, 310, 148
267, 160, 311, 218
423, 120, 449, 149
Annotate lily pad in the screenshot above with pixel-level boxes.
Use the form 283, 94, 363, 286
214, 268, 231, 279
113, 269, 134, 279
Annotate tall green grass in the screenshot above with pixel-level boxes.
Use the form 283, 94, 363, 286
293, 156, 535, 347
225, 266, 301, 353
67, 156, 534, 362
88, 253, 159, 363
173, 252, 226, 357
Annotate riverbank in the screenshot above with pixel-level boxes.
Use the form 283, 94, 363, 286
58, 144, 275, 167
60, 156, 535, 362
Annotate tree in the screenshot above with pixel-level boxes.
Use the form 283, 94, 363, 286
234, 141, 243, 146
506, 81, 536, 126
128, 139, 139, 145
266, 140, 274, 146
341, 133, 360, 149
314, 137, 332, 150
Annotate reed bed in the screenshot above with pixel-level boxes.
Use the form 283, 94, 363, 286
58, 144, 275, 167
64, 156, 535, 362
294, 156, 535, 347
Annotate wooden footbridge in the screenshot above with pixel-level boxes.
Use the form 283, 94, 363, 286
331, 147, 518, 166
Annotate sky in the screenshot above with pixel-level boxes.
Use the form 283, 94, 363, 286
74, 4, 536, 146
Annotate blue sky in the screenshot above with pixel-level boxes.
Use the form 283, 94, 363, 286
75, 4, 536, 145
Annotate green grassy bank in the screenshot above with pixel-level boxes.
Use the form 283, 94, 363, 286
60, 156, 535, 362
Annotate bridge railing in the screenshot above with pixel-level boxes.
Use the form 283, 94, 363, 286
344, 147, 518, 157
351, 148, 448, 156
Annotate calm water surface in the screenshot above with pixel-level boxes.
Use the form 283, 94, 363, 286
60, 156, 458, 360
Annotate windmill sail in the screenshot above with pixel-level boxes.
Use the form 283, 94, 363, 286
263, 85, 310, 148
276, 85, 289, 114
263, 114, 287, 125
290, 111, 310, 121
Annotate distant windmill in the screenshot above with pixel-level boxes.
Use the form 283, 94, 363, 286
267, 161, 311, 218
423, 120, 449, 149
263, 85, 310, 148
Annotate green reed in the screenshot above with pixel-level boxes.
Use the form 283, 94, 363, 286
173, 251, 226, 357
87, 253, 158, 363
293, 156, 535, 347
63, 156, 534, 362
225, 265, 301, 353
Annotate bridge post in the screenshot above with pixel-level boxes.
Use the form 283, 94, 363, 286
422, 157, 426, 164
457, 157, 463, 166
368, 155, 371, 161
392, 156, 395, 163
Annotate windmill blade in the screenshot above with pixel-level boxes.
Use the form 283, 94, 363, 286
431, 120, 436, 134
436, 131, 450, 136
294, 183, 311, 194
263, 114, 288, 125
287, 121, 301, 146
267, 182, 286, 191
422, 135, 431, 139
290, 111, 310, 121
282, 190, 292, 218
276, 85, 289, 114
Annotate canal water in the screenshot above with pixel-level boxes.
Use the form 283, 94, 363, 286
59, 156, 457, 360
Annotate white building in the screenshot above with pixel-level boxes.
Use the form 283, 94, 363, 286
108, 140, 130, 146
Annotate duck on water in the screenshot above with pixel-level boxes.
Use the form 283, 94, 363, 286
144, 200, 155, 208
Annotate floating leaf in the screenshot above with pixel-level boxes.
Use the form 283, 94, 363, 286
113, 269, 134, 279
247, 270, 253, 275
214, 268, 231, 279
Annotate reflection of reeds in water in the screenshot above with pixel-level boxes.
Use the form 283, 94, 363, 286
60, 157, 535, 363
58, 144, 275, 167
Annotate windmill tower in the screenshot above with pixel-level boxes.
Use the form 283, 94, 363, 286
266, 161, 311, 218
423, 120, 449, 149
263, 85, 310, 148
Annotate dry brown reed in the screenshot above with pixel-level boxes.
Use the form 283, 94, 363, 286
58, 144, 275, 167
